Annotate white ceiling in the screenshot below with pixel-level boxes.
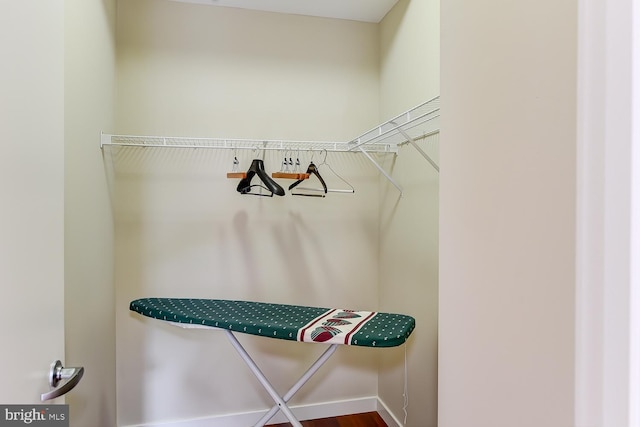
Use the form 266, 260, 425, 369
169, 0, 400, 23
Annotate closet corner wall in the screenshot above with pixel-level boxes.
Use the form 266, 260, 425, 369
378, 1, 440, 427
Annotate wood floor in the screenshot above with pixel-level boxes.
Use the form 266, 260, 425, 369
266, 411, 388, 427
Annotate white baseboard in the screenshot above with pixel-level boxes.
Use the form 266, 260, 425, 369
123, 396, 380, 427
376, 398, 404, 427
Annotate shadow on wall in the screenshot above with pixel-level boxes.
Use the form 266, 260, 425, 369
113, 147, 386, 425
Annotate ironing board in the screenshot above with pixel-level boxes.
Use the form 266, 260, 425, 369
130, 298, 415, 427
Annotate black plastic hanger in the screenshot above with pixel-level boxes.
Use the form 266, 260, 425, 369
289, 161, 327, 197
237, 159, 285, 197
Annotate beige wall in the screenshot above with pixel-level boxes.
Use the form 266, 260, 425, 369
377, 1, 440, 426
64, 0, 117, 425
116, 1, 380, 140
380, 0, 440, 116
0, 1, 116, 420
0, 0, 65, 404
114, 1, 385, 425
439, 1, 577, 426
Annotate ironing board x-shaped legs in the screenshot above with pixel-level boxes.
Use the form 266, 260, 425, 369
224, 330, 339, 427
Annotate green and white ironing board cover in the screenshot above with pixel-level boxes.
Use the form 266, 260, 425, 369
130, 298, 415, 348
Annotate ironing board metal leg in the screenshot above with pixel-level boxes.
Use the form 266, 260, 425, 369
255, 344, 338, 426
223, 330, 303, 427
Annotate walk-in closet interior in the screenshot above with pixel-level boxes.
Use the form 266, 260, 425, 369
7, 0, 589, 426
104, 1, 439, 426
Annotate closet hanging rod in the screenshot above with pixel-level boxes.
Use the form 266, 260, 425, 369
100, 133, 398, 154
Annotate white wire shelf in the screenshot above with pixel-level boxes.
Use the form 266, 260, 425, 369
100, 96, 439, 156
101, 97, 439, 194
100, 135, 398, 154
346, 96, 440, 151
